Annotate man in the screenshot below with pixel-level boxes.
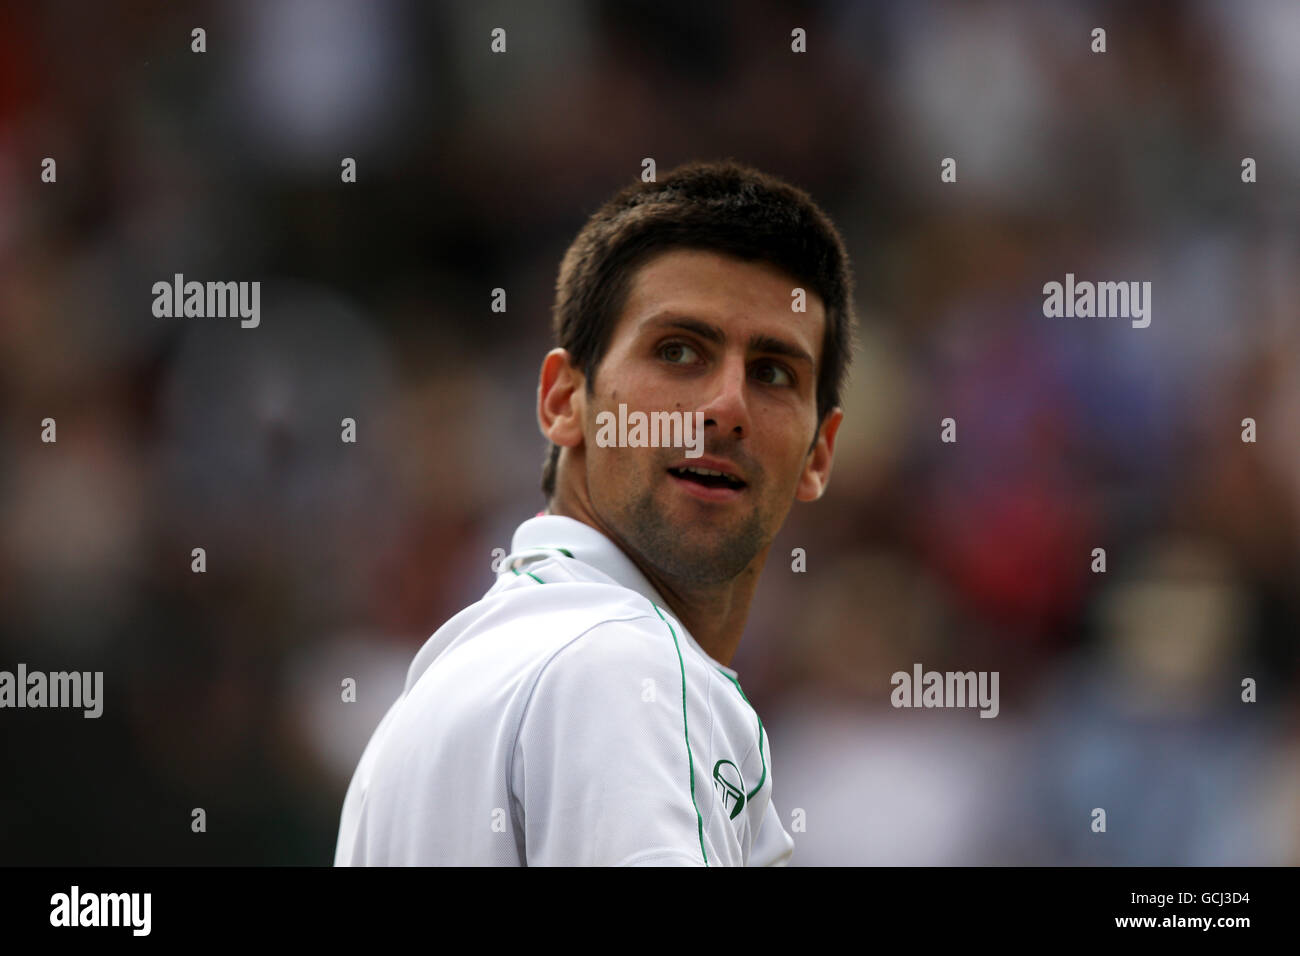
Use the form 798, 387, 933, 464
335, 159, 854, 866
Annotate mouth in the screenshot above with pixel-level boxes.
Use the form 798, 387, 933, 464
666, 464, 748, 501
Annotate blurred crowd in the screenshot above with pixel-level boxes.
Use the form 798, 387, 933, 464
0, 0, 1296, 864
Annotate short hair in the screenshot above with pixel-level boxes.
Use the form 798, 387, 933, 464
541, 158, 855, 499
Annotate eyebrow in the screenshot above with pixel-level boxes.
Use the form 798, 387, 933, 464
645, 314, 815, 368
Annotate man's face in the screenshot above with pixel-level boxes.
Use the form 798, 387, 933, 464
575, 247, 839, 585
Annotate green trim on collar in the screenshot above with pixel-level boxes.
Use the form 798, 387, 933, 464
509, 566, 545, 585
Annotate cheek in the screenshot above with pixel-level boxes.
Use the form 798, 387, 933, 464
770, 438, 814, 495
586, 440, 647, 490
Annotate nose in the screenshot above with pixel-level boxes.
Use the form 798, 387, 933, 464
698, 351, 750, 439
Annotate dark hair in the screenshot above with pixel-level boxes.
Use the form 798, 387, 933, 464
541, 158, 855, 499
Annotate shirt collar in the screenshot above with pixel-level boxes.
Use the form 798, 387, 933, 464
508, 513, 738, 677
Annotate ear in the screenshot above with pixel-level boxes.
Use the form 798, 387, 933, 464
795, 406, 843, 502
538, 348, 586, 449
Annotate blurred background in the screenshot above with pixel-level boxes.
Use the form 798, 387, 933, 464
0, 0, 1297, 865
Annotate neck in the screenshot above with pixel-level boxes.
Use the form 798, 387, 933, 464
633, 552, 766, 668
547, 488, 765, 668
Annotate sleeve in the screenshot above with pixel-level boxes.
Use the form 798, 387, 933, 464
749, 727, 796, 867
750, 797, 796, 867
510, 617, 715, 867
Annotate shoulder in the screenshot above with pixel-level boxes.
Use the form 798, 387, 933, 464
473, 560, 689, 668
529, 611, 688, 697
510, 609, 712, 747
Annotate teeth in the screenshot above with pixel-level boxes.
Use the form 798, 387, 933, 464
676, 466, 737, 480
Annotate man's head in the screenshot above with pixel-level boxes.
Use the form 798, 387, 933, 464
537, 159, 854, 585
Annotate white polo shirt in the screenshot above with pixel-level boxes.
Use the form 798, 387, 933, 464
334, 513, 795, 866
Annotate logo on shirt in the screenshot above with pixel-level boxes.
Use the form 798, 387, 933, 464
712, 759, 745, 819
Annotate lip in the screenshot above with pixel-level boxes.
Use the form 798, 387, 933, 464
665, 456, 748, 503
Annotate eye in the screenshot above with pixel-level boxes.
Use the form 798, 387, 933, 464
753, 361, 794, 387
659, 341, 700, 365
